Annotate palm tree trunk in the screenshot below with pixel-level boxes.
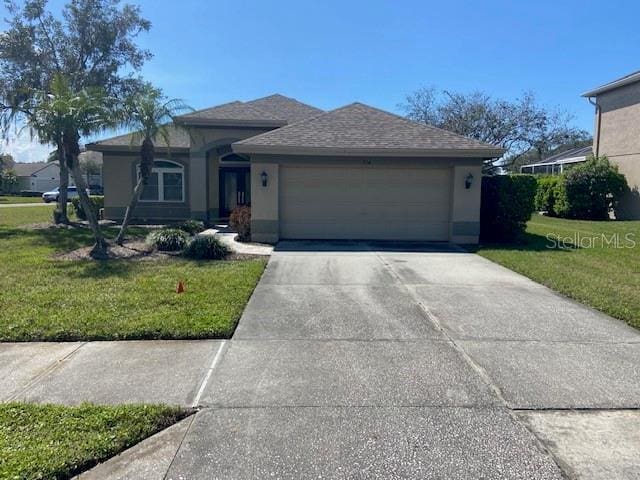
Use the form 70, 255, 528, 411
115, 137, 154, 245
64, 129, 107, 258
56, 143, 69, 224
115, 176, 144, 245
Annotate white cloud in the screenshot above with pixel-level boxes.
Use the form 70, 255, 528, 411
2, 129, 54, 163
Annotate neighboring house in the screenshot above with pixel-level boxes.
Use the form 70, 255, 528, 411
519, 146, 592, 175
87, 94, 503, 244
13, 162, 62, 192
583, 70, 640, 218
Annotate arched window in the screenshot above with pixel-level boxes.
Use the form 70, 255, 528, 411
139, 159, 185, 202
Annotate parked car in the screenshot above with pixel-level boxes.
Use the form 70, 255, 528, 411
42, 186, 89, 203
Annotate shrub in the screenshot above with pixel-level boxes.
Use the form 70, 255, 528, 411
229, 206, 251, 241
146, 228, 188, 251
71, 195, 104, 221
554, 156, 628, 220
480, 174, 537, 243
178, 219, 205, 235
183, 235, 230, 260
534, 176, 562, 215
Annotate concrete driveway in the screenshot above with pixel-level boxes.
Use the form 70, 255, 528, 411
157, 241, 640, 479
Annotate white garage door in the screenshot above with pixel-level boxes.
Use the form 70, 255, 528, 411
279, 166, 452, 241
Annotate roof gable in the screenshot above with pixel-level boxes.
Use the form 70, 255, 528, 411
13, 162, 56, 176
245, 94, 324, 123
233, 102, 504, 158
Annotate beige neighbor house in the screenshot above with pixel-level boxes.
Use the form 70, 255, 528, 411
583, 71, 640, 218
87, 94, 503, 244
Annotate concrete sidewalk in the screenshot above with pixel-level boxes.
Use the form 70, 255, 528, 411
1, 340, 224, 406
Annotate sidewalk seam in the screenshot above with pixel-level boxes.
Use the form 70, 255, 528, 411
191, 341, 227, 408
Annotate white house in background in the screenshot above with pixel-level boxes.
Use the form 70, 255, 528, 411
13, 161, 67, 192
519, 146, 592, 175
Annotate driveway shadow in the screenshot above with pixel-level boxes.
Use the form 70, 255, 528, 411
275, 240, 465, 253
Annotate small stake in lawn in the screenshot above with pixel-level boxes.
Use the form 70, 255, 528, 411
176, 281, 185, 293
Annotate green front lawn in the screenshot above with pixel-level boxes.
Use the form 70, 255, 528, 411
477, 214, 640, 329
0, 195, 44, 204
0, 402, 186, 479
0, 206, 266, 341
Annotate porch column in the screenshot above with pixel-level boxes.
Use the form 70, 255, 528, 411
250, 162, 279, 243
450, 164, 483, 244
189, 152, 207, 221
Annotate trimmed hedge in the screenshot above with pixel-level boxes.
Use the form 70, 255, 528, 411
554, 157, 627, 220
183, 235, 230, 260
534, 176, 561, 215
229, 206, 251, 241
480, 175, 537, 243
71, 195, 104, 221
178, 219, 205, 235
532, 157, 628, 220
146, 229, 189, 251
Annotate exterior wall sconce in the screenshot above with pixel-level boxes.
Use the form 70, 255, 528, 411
465, 173, 474, 189
261, 171, 268, 187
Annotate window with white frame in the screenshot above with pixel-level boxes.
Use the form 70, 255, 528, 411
139, 160, 185, 202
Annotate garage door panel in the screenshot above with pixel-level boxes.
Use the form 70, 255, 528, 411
279, 166, 451, 241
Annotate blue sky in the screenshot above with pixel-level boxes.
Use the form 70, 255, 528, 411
3, 0, 639, 162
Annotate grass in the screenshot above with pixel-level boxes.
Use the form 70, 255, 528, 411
476, 214, 640, 329
0, 195, 44, 204
0, 402, 187, 479
0, 205, 267, 341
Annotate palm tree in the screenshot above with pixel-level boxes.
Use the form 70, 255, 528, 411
28, 74, 116, 257
115, 85, 191, 245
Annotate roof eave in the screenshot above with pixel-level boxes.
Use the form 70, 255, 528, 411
174, 117, 287, 128
581, 74, 640, 97
86, 143, 190, 154
232, 144, 504, 159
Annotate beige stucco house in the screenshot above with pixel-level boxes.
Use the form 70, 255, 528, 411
87, 94, 503, 244
583, 71, 640, 218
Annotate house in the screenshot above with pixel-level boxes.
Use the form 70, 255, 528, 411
87, 94, 503, 244
519, 146, 592, 175
583, 70, 640, 218
13, 162, 61, 192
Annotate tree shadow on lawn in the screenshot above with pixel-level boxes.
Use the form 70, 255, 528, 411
53, 257, 141, 279
469, 232, 580, 253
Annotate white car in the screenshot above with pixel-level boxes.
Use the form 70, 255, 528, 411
42, 186, 88, 203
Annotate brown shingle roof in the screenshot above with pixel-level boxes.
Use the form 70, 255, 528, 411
87, 125, 191, 152
88, 95, 324, 150
245, 94, 324, 123
176, 101, 285, 126
233, 103, 504, 157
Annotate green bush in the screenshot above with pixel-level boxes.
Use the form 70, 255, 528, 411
480, 174, 537, 243
229, 206, 251, 241
71, 195, 104, 221
146, 228, 188, 251
553, 156, 627, 220
183, 235, 230, 260
178, 219, 205, 235
534, 176, 562, 215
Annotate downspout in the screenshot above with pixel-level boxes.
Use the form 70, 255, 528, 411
587, 96, 601, 157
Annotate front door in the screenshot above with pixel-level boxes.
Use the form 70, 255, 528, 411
219, 168, 250, 217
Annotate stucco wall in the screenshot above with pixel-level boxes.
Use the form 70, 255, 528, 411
595, 82, 640, 217
100, 126, 273, 222
248, 154, 485, 244
101, 153, 191, 221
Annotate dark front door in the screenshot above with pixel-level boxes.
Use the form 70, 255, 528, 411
219, 168, 250, 217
